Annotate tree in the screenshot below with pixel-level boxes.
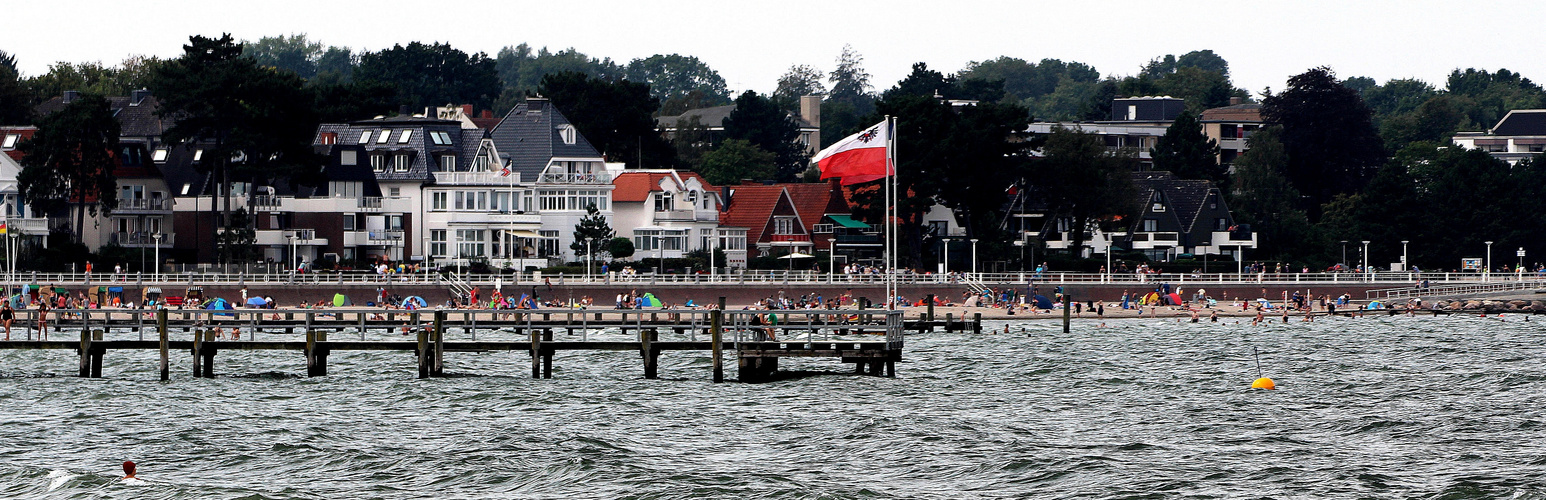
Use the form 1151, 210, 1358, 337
242, 34, 323, 79
538, 72, 677, 169
772, 64, 825, 112
311, 79, 398, 122
16, 94, 120, 243
0, 51, 30, 123
1261, 67, 1386, 217
355, 42, 501, 112
314, 46, 356, 82
1154, 66, 1242, 112
658, 89, 722, 116
150, 34, 324, 263
1226, 126, 1314, 261
495, 44, 621, 96
823, 45, 877, 146
605, 237, 635, 260
570, 203, 614, 259
24, 57, 166, 104
1151, 111, 1222, 184
1379, 94, 1467, 151
721, 90, 807, 181
670, 115, 714, 170
1032, 126, 1138, 255
696, 139, 775, 185
624, 54, 731, 103
1141, 50, 1231, 78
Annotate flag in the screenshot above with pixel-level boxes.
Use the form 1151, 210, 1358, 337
815, 119, 891, 186
0, 222, 7, 234
499, 165, 512, 177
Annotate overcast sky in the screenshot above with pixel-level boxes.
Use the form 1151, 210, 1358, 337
3, 0, 1537, 97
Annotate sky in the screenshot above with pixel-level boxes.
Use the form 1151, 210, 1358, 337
3, 0, 1539, 97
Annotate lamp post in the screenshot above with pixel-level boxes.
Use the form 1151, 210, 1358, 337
1340, 240, 1348, 270
827, 238, 836, 283
1401, 240, 1410, 272
1361, 240, 1370, 279
1486, 240, 1494, 280
422, 236, 432, 282
709, 233, 717, 282
586, 239, 593, 282
285, 233, 296, 272
941, 238, 950, 274
1518, 247, 1526, 271
152, 233, 162, 281
1236, 244, 1243, 275
970, 238, 979, 275
1105, 239, 1113, 281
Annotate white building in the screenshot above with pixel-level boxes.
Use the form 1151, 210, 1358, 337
610, 169, 743, 266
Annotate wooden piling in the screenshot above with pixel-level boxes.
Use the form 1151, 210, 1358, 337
432, 310, 445, 377
416, 326, 429, 379
1062, 292, 1072, 333
641, 327, 659, 379
542, 329, 553, 379
191, 328, 203, 378
926, 294, 935, 322
530, 327, 541, 379
158, 309, 169, 381
973, 313, 982, 333
77, 325, 91, 378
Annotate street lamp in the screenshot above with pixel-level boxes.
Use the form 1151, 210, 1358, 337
1361, 240, 1370, 278
1486, 240, 1494, 279
422, 236, 432, 281
586, 238, 593, 282
941, 238, 950, 274
1518, 247, 1526, 271
152, 233, 163, 281
970, 238, 979, 275
827, 238, 836, 283
1401, 240, 1409, 272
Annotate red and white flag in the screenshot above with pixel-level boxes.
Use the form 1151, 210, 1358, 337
815, 120, 891, 185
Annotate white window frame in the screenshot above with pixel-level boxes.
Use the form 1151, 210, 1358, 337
393, 153, 410, 172
432, 191, 447, 210
397, 130, 412, 144
152, 149, 169, 162
371, 154, 386, 172
2, 135, 18, 149
439, 155, 456, 171
376, 130, 391, 144
358, 131, 372, 144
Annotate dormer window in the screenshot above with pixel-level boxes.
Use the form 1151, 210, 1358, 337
430, 131, 453, 145
558, 125, 577, 145
370, 154, 386, 172
397, 130, 412, 144
1, 135, 17, 149
655, 191, 673, 212
193, 149, 203, 162
393, 153, 411, 172
1150, 192, 1165, 212
152, 149, 168, 163
439, 155, 456, 171
376, 130, 391, 144
358, 131, 372, 144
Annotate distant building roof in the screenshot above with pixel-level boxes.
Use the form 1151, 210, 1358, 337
1131, 171, 1214, 234
1199, 103, 1263, 123
612, 170, 713, 202
720, 184, 794, 245
35, 93, 171, 139
1490, 109, 1546, 136
656, 104, 818, 130
488, 98, 604, 179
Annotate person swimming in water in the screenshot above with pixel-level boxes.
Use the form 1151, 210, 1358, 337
122, 461, 137, 480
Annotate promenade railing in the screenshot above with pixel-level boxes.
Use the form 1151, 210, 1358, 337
6, 270, 1543, 287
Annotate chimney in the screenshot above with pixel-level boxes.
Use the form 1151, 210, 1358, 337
62, 90, 80, 104
1229, 96, 1244, 106
398, 104, 409, 116
480, 110, 493, 118
131, 89, 151, 105
461, 104, 473, 116
800, 95, 821, 128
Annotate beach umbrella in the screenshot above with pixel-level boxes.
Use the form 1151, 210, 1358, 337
245, 297, 268, 307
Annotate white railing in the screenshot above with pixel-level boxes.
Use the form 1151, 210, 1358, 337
110, 232, 175, 247
433, 171, 520, 185
3, 270, 1536, 287
538, 172, 611, 184
118, 198, 173, 211
367, 230, 404, 241
1367, 280, 1545, 299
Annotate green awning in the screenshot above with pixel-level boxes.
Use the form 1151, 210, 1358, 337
828, 215, 870, 229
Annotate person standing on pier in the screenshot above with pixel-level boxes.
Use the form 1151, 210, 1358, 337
0, 301, 11, 340
36, 300, 49, 340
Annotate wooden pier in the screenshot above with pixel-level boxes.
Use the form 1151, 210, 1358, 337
0, 303, 906, 383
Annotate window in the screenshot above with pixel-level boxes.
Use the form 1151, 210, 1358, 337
376, 130, 391, 144
340, 150, 357, 165
432, 192, 447, 210
370, 154, 385, 172
1150, 192, 1165, 212
343, 214, 356, 231
193, 149, 203, 162
1208, 193, 1218, 209
655, 192, 673, 212
538, 230, 559, 257
319, 132, 338, 145
1126, 105, 1137, 120
1215, 218, 1228, 231
1220, 124, 1237, 138
329, 181, 361, 198
119, 146, 144, 167
152, 149, 169, 162
430, 131, 453, 145
558, 125, 577, 145
439, 155, 456, 171
774, 217, 796, 235
393, 153, 410, 172
397, 130, 412, 144
455, 229, 485, 258
388, 215, 403, 230
1142, 219, 1158, 232
1, 135, 17, 149
181, 184, 191, 195
358, 131, 372, 144
430, 230, 447, 257
813, 224, 833, 233
389, 187, 400, 197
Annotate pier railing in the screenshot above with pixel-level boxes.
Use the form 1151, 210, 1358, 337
1366, 280, 1546, 299
9, 270, 1544, 287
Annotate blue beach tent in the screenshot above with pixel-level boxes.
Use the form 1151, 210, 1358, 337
401, 296, 428, 308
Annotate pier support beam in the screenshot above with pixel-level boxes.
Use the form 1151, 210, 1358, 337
542, 329, 553, 379
530, 327, 541, 379
710, 298, 724, 383
306, 328, 328, 377
192, 329, 203, 377
641, 327, 659, 379
738, 356, 778, 382
158, 309, 169, 381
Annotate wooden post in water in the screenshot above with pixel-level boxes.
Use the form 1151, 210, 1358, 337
432, 309, 445, 377
973, 312, 982, 333
530, 327, 541, 379
711, 296, 726, 383
416, 325, 429, 379
1062, 292, 1072, 333
641, 327, 659, 379
926, 294, 935, 322
542, 329, 553, 379
201, 330, 215, 378
90, 329, 103, 378
158, 309, 169, 381
191, 328, 203, 378
77, 319, 91, 378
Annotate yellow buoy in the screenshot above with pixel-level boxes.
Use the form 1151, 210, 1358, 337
1251, 377, 1276, 390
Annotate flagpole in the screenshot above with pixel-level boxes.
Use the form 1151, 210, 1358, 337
887, 116, 897, 311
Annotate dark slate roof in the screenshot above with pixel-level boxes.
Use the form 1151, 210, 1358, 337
35, 94, 172, 139
1132, 171, 1214, 233
314, 116, 466, 182
1491, 110, 1546, 136
158, 144, 214, 197
656, 104, 818, 129
488, 98, 603, 179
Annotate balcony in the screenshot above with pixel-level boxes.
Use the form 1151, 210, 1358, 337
654, 209, 718, 222
110, 232, 174, 248
769, 234, 812, 244
368, 229, 404, 241
357, 196, 383, 212
5, 217, 49, 235
256, 229, 328, 246
250, 195, 285, 210
433, 170, 520, 186
117, 198, 173, 213
538, 171, 611, 184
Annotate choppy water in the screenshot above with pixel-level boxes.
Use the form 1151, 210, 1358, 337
2, 314, 1545, 499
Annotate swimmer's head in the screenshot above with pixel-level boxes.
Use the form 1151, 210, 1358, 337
122, 461, 135, 476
